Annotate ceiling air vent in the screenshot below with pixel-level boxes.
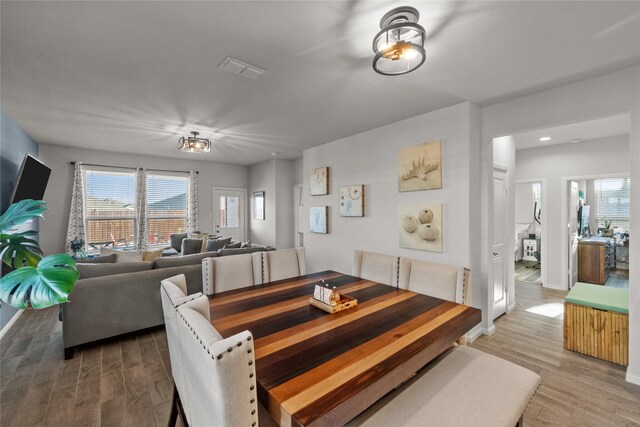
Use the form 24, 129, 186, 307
218, 57, 265, 80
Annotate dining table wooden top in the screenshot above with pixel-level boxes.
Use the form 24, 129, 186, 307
208, 270, 482, 427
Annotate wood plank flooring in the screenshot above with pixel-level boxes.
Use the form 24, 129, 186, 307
471, 281, 640, 427
1, 281, 639, 426
515, 261, 541, 285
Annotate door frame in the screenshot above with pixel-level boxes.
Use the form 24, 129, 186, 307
212, 187, 247, 241
515, 178, 548, 290
492, 164, 509, 319
560, 172, 629, 291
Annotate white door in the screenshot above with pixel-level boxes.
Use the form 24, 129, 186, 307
213, 188, 246, 242
293, 185, 304, 248
568, 181, 579, 289
492, 168, 508, 319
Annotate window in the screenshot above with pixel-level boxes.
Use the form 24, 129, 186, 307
147, 174, 189, 247
84, 169, 136, 252
594, 177, 630, 232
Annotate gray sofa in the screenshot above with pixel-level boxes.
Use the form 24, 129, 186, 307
62, 244, 274, 359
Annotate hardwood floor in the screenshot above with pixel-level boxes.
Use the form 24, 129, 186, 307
515, 260, 542, 285
471, 281, 640, 427
1, 282, 639, 427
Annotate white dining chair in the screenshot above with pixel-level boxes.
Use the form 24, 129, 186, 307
160, 274, 204, 426
398, 257, 471, 305
353, 250, 400, 287
176, 294, 277, 426
262, 248, 306, 282
202, 253, 263, 295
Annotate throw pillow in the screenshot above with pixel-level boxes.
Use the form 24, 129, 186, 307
142, 248, 164, 262
224, 242, 242, 249
241, 240, 252, 248
100, 247, 143, 263
181, 238, 203, 255
204, 237, 232, 252
188, 232, 218, 252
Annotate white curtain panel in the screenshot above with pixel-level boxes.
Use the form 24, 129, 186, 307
135, 168, 149, 250
65, 162, 86, 254
187, 171, 199, 232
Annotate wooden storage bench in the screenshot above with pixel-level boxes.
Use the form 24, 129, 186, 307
563, 283, 629, 366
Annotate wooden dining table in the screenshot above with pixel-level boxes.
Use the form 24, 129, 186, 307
208, 271, 481, 427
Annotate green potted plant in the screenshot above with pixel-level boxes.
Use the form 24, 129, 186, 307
0, 199, 78, 309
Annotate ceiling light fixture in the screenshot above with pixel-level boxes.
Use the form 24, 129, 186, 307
539, 136, 552, 142
178, 131, 211, 153
372, 6, 426, 76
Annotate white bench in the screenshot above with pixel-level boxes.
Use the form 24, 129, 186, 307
348, 346, 540, 427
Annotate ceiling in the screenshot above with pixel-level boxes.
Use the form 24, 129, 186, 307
2, 1, 639, 166
513, 114, 630, 151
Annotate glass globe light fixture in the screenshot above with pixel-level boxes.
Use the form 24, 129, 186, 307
372, 6, 426, 76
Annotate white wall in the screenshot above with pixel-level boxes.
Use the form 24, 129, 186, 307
515, 183, 535, 225
515, 136, 629, 288
39, 144, 249, 254
480, 65, 640, 384
248, 159, 294, 248
302, 102, 482, 308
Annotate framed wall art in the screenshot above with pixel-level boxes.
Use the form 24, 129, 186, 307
310, 167, 330, 196
309, 206, 328, 234
339, 185, 364, 217
398, 140, 442, 192
399, 203, 443, 252
253, 191, 265, 220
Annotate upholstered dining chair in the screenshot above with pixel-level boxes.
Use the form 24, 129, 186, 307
353, 250, 400, 287
262, 248, 306, 282
176, 294, 277, 426
397, 257, 471, 305
160, 274, 204, 426
202, 253, 263, 295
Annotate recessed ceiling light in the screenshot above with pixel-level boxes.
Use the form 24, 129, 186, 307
570, 138, 583, 143
539, 137, 551, 142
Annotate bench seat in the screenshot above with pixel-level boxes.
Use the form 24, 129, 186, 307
348, 346, 540, 427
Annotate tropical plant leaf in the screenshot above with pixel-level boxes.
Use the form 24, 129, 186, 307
0, 199, 48, 232
0, 232, 43, 268
0, 254, 78, 309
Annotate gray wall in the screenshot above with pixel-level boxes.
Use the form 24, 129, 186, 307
0, 109, 39, 330
38, 144, 249, 255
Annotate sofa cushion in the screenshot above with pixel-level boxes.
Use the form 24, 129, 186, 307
224, 241, 242, 249
204, 237, 233, 252
100, 247, 143, 263
153, 251, 218, 269
181, 238, 203, 255
217, 246, 268, 257
77, 261, 153, 279
170, 232, 188, 252
76, 254, 117, 264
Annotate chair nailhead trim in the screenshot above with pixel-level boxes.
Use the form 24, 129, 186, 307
252, 422, 256, 426
227, 347, 232, 352
250, 399, 255, 404
247, 336, 252, 341
249, 373, 254, 378
250, 385, 255, 391
237, 342, 242, 347
247, 348, 252, 353
217, 354, 223, 360
251, 410, 256, 415
248, 360, 253, 366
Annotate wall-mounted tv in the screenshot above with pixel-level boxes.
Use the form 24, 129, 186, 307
9, 154, 51, 204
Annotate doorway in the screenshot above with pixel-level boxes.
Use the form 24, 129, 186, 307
213, 187, 246, 242
514, 180, 544, 286
492, 166, 508, 319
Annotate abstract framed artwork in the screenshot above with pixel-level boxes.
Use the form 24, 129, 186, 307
339, 185, 365, 217
399, 203, 443, 252
253, 191, 265, 220
398, 140, 442, 192
310, 167, 330, 196
309, 206, 328, 234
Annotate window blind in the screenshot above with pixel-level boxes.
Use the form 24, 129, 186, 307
147, 174, 188, 246
84, 169, 137, 251
594, 178, 630, 232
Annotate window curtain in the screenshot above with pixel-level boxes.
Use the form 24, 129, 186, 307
187, 171, 199, 232
65, 162, 86, 254
135, 168, 149, 250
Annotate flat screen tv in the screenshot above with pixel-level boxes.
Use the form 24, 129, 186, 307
9, 154, 51, 204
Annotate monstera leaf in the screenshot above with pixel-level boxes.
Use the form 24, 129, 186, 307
0, 230, 43, 268
0, 199, 47, 232
0, 254, 78, 309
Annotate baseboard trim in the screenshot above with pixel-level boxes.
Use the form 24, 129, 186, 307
507, 303, 516, 314
466, 324, 496, 343
626, 371, 640, 386
0, 309, 24, 340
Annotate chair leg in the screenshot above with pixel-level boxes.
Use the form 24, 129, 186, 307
168, 385, 179, 427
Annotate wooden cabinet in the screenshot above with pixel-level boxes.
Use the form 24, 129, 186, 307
578, 238, 614, 285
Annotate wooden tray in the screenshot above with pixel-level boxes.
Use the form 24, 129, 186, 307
309, 295, 358, 314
